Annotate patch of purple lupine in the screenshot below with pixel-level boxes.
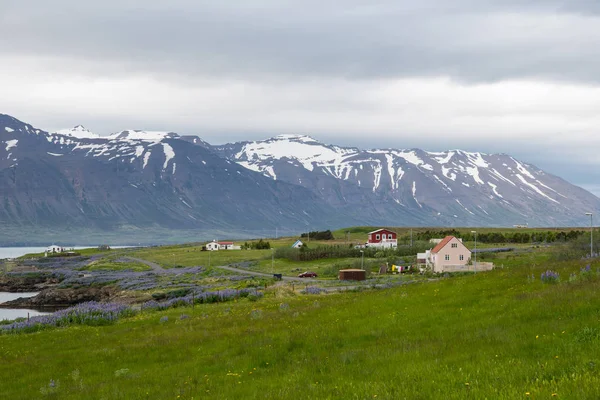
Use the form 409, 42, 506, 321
302, 286, 325, 295
0, 301, 134, 334
141, 288, 263, 311
541, 270, 560, 284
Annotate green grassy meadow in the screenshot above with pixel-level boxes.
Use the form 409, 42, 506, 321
2, 244, 600, 399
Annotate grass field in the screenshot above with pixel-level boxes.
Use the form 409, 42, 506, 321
2, 245, 600, 399
81, 259, 151, 272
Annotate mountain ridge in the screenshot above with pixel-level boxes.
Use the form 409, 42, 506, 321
1, 113, 598, 243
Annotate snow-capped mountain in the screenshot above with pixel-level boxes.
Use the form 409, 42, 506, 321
54, 125, 100, 139
1, 113, 599, 240
0, 114, 354, 238
214, 134, 600, 226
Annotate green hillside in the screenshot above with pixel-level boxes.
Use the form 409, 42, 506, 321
2, 245, 600, 399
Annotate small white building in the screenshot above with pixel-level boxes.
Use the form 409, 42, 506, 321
205, 240, 241, 251
291, 240, 304, 249
46, 244, 64, 254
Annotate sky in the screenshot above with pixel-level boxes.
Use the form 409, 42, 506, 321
1, 1, 600, 195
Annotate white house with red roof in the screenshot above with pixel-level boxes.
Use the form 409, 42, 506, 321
421, 236, 471, 273
205, 240, 241, 251
366, 228, 398, 249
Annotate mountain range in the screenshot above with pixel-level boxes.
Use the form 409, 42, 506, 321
1, 113, 598, 243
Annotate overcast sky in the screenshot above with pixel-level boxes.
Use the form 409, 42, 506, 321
1, 1, 600, 194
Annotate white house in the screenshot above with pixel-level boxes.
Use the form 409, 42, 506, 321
46, 244, 64, 254
205, 240, 241, 251
291, 240, 304, 248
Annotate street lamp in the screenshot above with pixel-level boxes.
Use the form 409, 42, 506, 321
471, 230, 477, 273
586, 212, 593, 259
360, 250, 364, 270
271, 248, 275, 274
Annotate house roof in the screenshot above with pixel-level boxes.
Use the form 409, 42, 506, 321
219, 241, 234, 245
431, 236, 454, 253
368, 228, 396, 235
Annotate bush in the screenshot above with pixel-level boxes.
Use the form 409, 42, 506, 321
301, 230, 335, 240
242, 239, 271, 250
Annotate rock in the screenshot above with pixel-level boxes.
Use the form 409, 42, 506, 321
0, 275, 58, 292
1, 286, 118, 308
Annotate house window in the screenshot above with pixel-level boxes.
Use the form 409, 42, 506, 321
451, 243, 458, 248
382, 234, 387, 240
459, 255, 464, 261
445, 254, 450, 261
376, 234, 380, 240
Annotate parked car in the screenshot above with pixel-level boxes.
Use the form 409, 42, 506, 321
298, 271, 317, 278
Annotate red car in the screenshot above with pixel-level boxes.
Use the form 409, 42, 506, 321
298, 271, 317, 278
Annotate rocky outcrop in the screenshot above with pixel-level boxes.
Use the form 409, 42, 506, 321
0, 275, 58, 292
0, 286, 118, 308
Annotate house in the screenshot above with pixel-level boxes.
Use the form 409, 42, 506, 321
428, 236, 471, 273
46, 244, 64, 254
205, 240, 241, 251
291, 240, 304, 249
366, 229, 398, 249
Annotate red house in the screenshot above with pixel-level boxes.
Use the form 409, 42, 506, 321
366, 228, 398, 249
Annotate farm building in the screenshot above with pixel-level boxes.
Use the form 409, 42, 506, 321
365, 229, 397, 249
205, 240, 241, 251
291, 240, 304, 248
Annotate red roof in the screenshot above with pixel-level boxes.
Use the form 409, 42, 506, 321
431, 236, 454, 253
219, 241, 234, 245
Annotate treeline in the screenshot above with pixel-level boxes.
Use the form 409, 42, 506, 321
275, 242, 431, 262
409, 229, 585, 244
300, 230, 335, 240
241, 239, 271, 250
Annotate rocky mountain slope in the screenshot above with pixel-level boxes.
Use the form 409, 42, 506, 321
0, 114, 355, 237
213, 135, 600, 227
1, 113, 598, 242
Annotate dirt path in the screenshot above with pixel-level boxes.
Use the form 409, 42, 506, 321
121, 256, 165, 273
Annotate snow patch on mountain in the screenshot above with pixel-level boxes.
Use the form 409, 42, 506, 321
55, 125, 99, 139
515, 174, 559, 204
5, 127, 14, 133
162, 143, 175, 170
109, 130, 178, 143
4, 139, 17, 151
412, 181, 422, 208
143, 152, 151, 169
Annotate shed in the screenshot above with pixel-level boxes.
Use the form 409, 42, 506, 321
339, 269, 366, 281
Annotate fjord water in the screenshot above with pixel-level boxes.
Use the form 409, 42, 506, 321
0, 247, 47, 259
0, 292, 50, 321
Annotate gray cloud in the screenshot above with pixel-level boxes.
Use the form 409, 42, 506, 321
2, 0, 600, 83
2, 1, 600, 195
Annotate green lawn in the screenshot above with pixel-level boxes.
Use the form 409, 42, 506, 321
1, 247, 600, 399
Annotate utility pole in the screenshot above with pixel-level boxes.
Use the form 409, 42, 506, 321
586, 212, 593, 258
471, 230, 477, 274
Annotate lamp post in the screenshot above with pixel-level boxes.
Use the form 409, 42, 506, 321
360, 250, 364, 270
471, 230, 477, 273
586, 212, 593, 259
